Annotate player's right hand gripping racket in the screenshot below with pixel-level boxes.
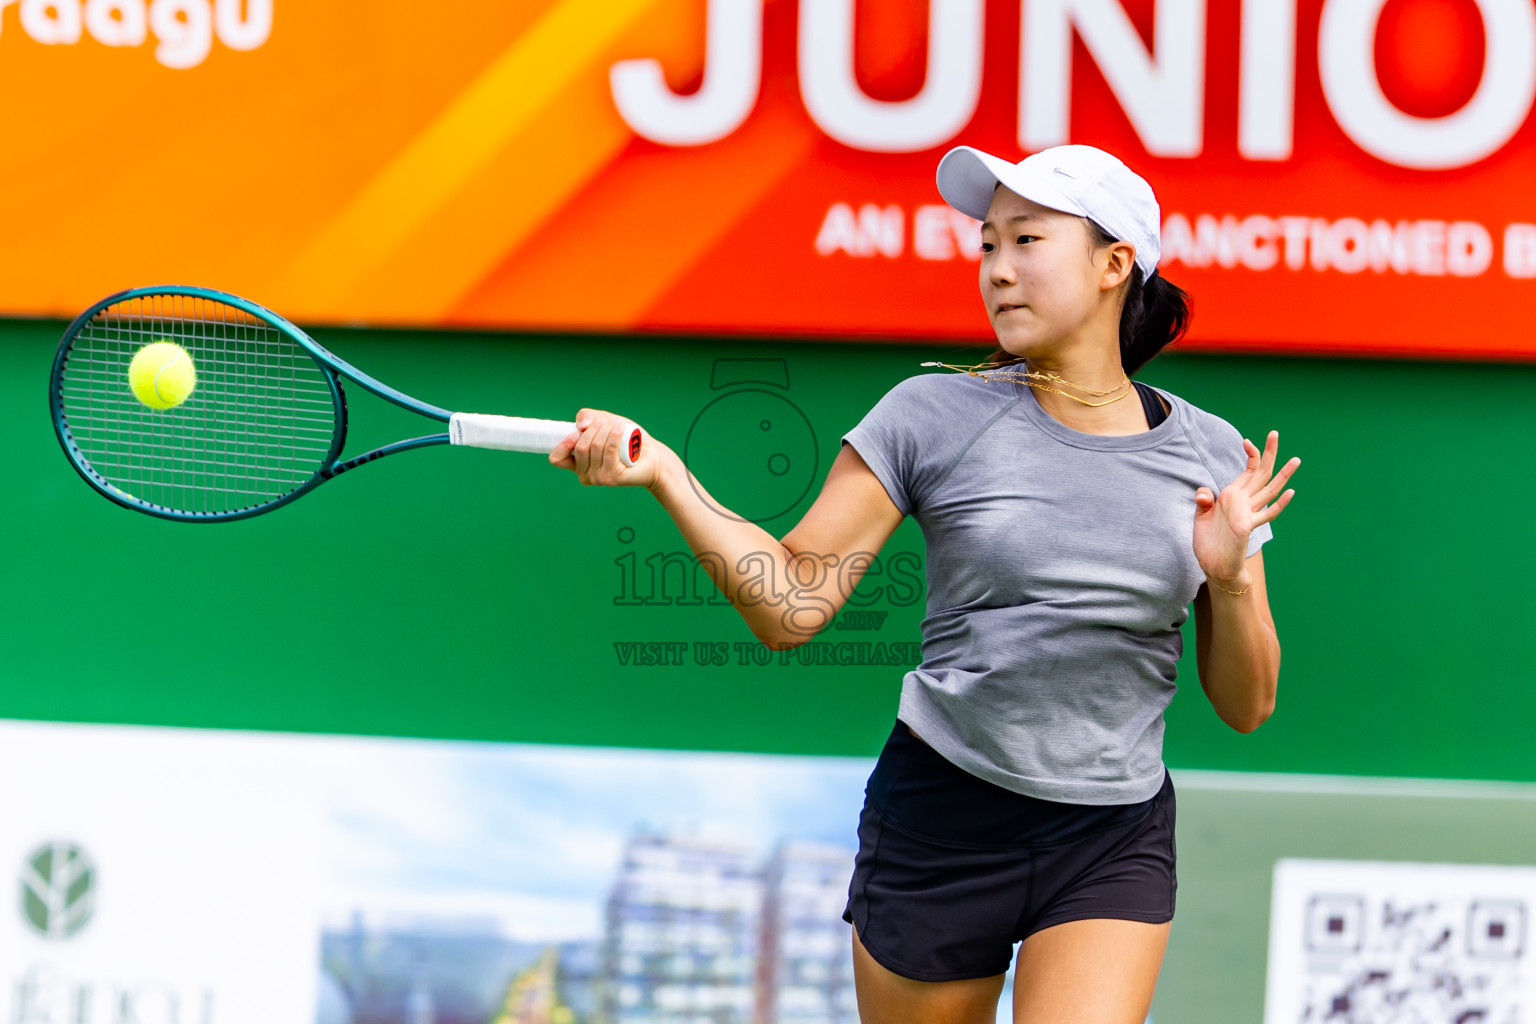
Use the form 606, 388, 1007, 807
49, 285, 643, 522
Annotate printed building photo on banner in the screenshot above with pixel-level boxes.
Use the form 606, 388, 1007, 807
0, 720, 1036, 1024
1264, 858, 1536, 1023
314, 737, 877, 1024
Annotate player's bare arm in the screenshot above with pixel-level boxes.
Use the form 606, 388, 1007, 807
1192, 430, 1300, 733
552, 410, 904, 650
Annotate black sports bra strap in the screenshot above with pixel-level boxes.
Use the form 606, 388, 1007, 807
1131, 379, 1167, 429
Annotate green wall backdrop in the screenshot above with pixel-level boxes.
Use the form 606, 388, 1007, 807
3, 319, 1531, 782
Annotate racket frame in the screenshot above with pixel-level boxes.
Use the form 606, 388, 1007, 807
51, 285, 458, 523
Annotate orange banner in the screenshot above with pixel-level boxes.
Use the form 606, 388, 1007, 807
2, 0, 1535, 358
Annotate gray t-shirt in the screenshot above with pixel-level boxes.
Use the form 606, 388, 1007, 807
841, 370, 1273, 805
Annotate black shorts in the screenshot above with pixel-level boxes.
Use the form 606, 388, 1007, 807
842, 719, 1177, 982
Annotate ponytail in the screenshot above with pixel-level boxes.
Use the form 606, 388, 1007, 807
1117, 266, 1191, 376
973, 218, 1192, 377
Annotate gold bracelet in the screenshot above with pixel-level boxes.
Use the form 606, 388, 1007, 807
1208, 578, 1252, 597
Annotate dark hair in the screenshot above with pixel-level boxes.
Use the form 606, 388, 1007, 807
979, 218, 1191, 377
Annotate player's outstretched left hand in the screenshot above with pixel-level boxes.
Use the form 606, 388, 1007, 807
549, 407, 658, 489
1193, 430, 1299, 587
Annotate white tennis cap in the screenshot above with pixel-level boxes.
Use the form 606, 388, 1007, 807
935, 144, 1162, 280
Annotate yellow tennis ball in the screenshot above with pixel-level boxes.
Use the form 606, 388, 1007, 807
128, 341, 197, 410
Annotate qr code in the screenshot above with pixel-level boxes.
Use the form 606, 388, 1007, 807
1265, 860, 1536, 1024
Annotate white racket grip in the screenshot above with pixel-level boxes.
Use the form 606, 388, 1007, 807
449, 412, 638, 466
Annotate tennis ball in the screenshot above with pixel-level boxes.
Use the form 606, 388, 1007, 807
128, 341, 197, 410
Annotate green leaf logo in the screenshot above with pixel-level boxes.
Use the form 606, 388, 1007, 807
20, 842, 95, 940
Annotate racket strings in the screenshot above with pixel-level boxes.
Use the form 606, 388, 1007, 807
55, 293, 339, 516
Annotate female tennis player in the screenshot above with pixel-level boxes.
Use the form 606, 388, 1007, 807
551, 142, 1298, 1024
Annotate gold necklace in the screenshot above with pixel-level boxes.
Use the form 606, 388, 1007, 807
920, 358, 1134, 409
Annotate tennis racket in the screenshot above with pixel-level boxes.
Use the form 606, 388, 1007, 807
49, 285, 642, 522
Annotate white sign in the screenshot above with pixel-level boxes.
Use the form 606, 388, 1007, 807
1265, 858, 1536, 1024
0, 722, 322, 1024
